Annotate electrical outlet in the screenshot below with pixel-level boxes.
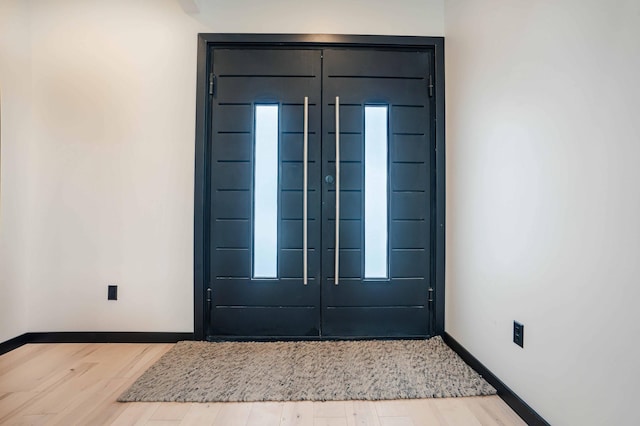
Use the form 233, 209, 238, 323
513, 321, 524, 348
108, 285, 118, 301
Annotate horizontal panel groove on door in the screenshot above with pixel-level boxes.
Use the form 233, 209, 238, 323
214, 49, 322, 76
391, 250, 429, 278
217, 131, 250, 135
212, 307, 320, 337
323, 50, 429, 78
326, 305, 425, 309
326, 75, 424, 81
213, 249, 250, 278
322, 307, 428, 337
212, 220, 250, 248
216, 160, 250, 164
214, 104, 252, 132
323, 80, 426, 106
391, 221, 428, 249
391, 106, 429, 134
215, 277, 319, 281
324, 282, 429, 306
222, 75, 318, 78
214, 105, 322, 134
216, 78, 320, 103
216, 305, 317, 309
213, 281, 319, 306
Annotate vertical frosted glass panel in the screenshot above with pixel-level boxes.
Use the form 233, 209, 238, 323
253, 105, 279, 278
364, 106, 389, 279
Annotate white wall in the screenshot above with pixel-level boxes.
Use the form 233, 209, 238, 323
445, 1, 640, 425
0, 0, 31, 342
0, 0, 443, 335
191, 0, 444, 36
24, 0, 206, 332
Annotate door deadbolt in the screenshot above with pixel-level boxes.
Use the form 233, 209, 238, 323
325, 175, 335, 184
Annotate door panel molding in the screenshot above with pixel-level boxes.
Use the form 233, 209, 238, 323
195, 34, 445, 340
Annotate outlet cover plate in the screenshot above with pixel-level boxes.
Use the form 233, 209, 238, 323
513, 321, 524, 348
108, 285, 118, 301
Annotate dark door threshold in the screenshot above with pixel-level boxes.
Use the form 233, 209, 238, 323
206, 334, 433, 342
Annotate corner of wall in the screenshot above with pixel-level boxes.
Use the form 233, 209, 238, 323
0, 0, 32, 343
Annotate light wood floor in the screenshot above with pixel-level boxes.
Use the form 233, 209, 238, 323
0, 343, 525, 425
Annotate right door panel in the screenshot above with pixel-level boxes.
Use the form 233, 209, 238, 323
321, 49, 433, 337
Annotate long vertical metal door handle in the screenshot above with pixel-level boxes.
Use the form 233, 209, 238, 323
303, 97, 309, 285
334, 96, 340, 285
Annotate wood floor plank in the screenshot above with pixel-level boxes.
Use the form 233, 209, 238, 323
345, 401, 381, 426
247, 401, 284, 426
314, 418, 348, 426
0, 343, 524, 426
430, 398, 482, 426
476, 396, 527, 426
114, 344, 173, 379
211, 402, 253, 426
0, 344, 92, 392
179, 403, 221, 426
280, 401, 314, 426
150, 402, 192, 421
403, 399, 442, 425
0, 392, 40, 424
49, 377, 130, 425
313, 401, 347, 418
111, 402, 161, 426
464, 397, 507, 426
12, 413, 55, 425
0, 344, 56, 377
7, 362, 99, 418
374, 400, 411, 418
378, 418, 414, 426
50, 344, 172, 425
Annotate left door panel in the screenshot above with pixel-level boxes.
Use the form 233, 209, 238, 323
209, 49, 322, 337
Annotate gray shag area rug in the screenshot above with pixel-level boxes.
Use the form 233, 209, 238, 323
118, 336, 496, 402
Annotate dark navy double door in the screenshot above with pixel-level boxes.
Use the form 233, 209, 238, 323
209, 48, 433, 338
